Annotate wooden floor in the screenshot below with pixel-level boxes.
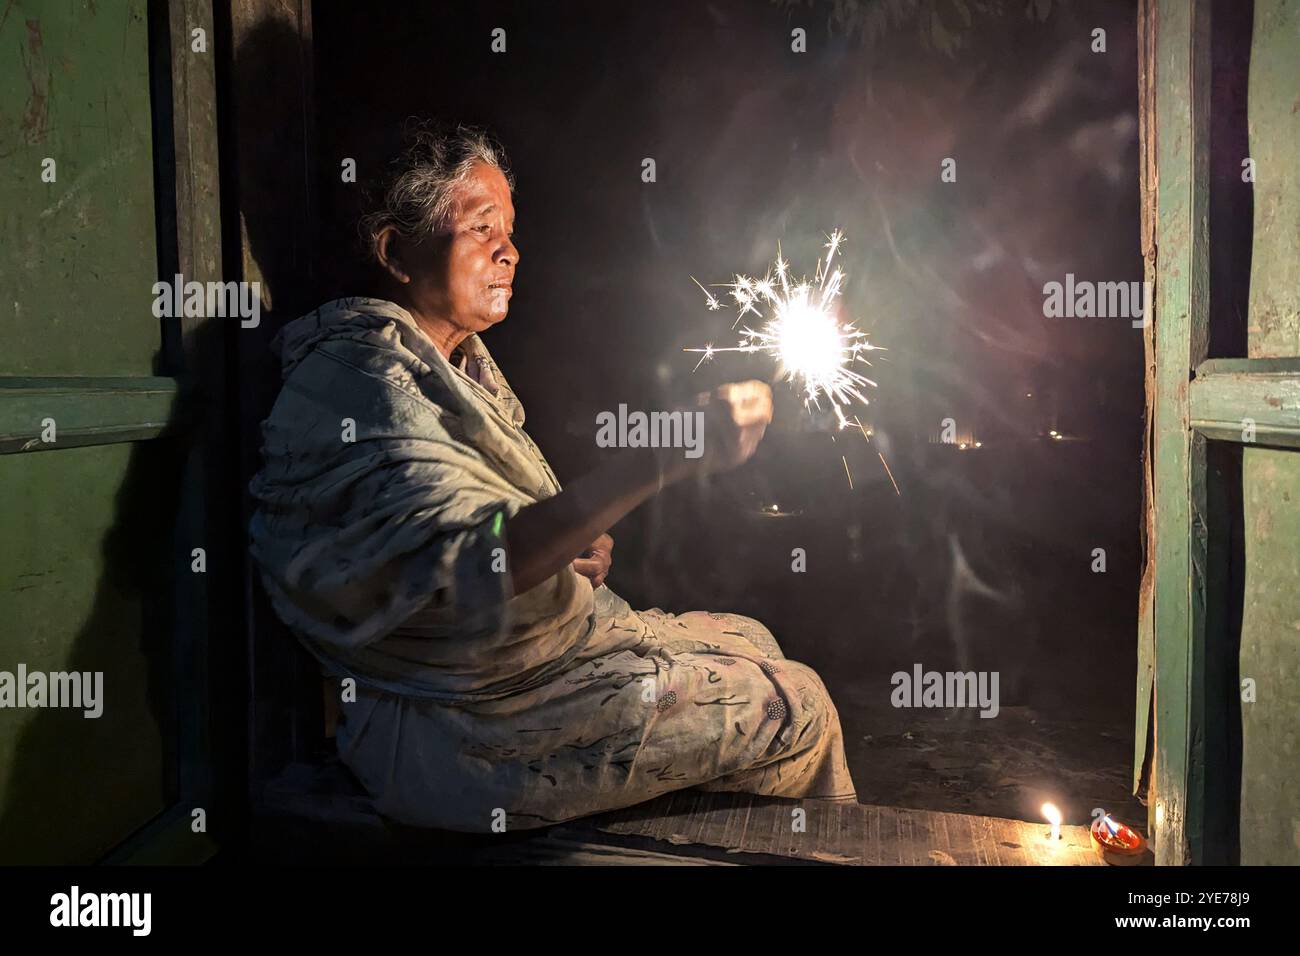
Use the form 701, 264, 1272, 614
557, 790, 1102, 866
257, 761, 1105, 865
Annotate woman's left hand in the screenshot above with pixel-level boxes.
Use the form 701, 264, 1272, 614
572, 532, 614, 589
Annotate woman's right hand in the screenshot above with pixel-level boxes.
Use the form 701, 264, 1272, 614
689, 380, 774, 476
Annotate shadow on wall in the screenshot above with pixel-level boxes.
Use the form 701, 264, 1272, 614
227, 13, 331, 779
0, 353, 184, 863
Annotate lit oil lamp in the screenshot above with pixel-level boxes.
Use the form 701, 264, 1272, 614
1041, 802, 1062, 842
1090, 812, 1147, 865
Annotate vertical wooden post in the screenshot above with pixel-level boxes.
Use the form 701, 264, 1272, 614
101, 0, 229, 863
1134, 0, 1157, 803
222, 0, 323, 792
1150, 0, 1212, 866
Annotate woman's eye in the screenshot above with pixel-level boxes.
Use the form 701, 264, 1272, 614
474, 224, 491, 234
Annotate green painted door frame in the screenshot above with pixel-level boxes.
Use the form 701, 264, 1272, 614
0, 0, 228, 863
102, 0, 230, 865
1142, 0, 1300, 866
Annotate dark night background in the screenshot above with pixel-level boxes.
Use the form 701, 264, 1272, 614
297, 0, 1146, 822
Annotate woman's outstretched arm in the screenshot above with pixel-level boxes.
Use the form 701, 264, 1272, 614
503, 381, 772, 595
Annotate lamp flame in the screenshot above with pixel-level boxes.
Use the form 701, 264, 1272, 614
1042, 802, 1062, 841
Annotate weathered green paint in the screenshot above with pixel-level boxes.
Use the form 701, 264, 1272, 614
0, 0, 161, 377
0, 0, 199, 864
1146, 0, 1300, 866
1239, 447, 1300, 864
0, 376, 184, 454
0, 443, 176, 863
1133, 0, 1157, 798
1237, 0, 1300, 867
1245, 5, 1300, 361
1149, 0, 1212, 866
1190, 359, 1300, 448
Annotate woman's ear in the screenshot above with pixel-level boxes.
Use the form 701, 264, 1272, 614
375, 226, 412, 284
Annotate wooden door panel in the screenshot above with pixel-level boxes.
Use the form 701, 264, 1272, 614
0, 0, 160, 378
0, 0, 220, 864
0, 443, 177, 863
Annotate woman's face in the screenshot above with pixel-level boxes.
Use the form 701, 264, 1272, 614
402, 162, 519, 337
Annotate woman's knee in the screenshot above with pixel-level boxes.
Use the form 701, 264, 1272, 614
721, 613, 785, 659
771, 661, 844, 745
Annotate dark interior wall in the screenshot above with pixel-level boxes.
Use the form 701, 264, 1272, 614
307, 0, 1143, 716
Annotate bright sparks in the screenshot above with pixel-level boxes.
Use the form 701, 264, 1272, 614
685, 229, 881, 428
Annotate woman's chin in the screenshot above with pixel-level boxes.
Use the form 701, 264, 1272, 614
480, 307, 509, 328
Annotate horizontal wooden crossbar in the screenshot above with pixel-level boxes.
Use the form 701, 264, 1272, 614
1189, 359, 1300, 448
0, 376, 187, 454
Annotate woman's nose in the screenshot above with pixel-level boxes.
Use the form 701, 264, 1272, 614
496, 237, 519, 266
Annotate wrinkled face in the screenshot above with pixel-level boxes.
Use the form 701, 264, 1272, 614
404, 162, 518, 335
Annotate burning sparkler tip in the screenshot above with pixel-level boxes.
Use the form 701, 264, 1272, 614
686, 230, 884, 471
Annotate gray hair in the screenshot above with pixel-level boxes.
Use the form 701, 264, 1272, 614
358, 120, 514, 262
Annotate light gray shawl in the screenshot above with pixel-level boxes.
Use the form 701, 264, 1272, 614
249, 297, 606, 703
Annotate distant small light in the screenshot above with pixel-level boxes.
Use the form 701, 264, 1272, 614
1053, 433, 1063, 441
1049, 429, 1057, 436
975, 442, 982, 448
1026, 392, 1033, 398
958, 443, 967, 450
771, 504, 779, 512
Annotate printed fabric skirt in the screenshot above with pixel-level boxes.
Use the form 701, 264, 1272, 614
335, 590, 859, 831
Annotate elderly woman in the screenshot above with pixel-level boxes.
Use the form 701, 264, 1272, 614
249, 123, 857, 831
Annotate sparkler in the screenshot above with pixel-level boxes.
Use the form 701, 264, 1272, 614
685, 230, 899, 494
685, 229, 881, 429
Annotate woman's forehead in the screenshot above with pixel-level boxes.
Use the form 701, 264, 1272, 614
455, 166, 514, 219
